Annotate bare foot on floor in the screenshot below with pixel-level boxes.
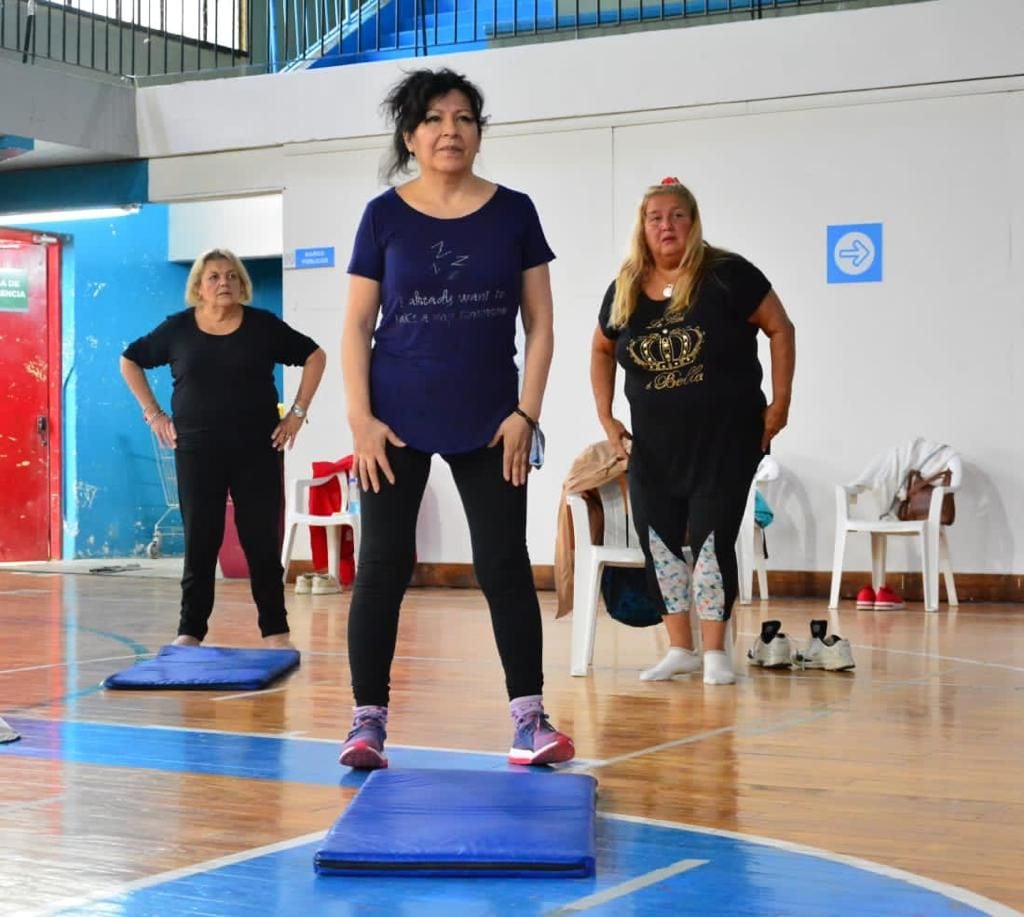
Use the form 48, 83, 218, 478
172, 635, 201, 647
263, 634, 296, 650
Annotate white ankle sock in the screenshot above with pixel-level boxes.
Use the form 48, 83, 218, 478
639, 647, 701, 681
703, 650, 735, 685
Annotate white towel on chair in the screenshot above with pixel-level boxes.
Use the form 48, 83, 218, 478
848, 438, 957, 519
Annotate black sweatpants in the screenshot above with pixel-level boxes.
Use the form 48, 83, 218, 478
174, 438, 287, 641
347, 442, 543, 707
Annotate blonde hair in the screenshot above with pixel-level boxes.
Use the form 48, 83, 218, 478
607, 181, 724, 329
184, 248, 253, 308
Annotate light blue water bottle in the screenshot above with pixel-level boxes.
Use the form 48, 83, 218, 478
347, 471, 360, 515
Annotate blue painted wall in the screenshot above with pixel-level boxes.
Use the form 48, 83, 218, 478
21, 205, 187, 558
13, 202, 283, 558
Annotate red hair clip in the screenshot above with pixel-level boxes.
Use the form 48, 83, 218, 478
660, 176, 681, 185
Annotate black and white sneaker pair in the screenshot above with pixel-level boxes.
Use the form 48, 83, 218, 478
748, 620, 855, 672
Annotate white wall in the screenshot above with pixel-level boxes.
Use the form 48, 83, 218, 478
168, 194, 283, 261
137, 0, 1024, 158
143, 0, 1024, 574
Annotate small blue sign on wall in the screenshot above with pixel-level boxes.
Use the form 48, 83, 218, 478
294, 247, 335, 269
827, 223, 882, 284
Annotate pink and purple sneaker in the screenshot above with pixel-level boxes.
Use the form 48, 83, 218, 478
508, 712, 575, 766
338, 709, 388, 770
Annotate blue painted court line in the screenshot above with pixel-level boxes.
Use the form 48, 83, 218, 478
6, 718, 1009, 916
51, 818, 994, 916
0, 717, 515, 785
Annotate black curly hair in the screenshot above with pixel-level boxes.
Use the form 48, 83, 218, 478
381, 68, 488, 181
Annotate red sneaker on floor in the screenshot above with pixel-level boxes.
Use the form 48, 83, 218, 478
855, 585, 876, 609
874, 584, 906, 610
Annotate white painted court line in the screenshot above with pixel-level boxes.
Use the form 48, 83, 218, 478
32, 830, 326, 917
544, 858, 709, 915
0, 793, 66, 815
211, 684, 291, 701
27, 808, 1014, 917
0, 654, 150, 677
305, 650, 481, 664
588, 708, 833, 771
735, 628, 1024, 674
7, 714, 1018, 916
7, 714, 334, 744
4, 715, 556, 762
863, 646, 1024, 673
604, 812, 1021, 917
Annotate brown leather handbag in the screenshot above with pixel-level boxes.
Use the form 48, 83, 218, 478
896, 469, 955, 525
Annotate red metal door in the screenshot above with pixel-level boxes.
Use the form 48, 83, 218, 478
0, 228, 62, 561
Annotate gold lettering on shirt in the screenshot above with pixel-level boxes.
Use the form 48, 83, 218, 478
651, 364, 705, 390
628, 317, 706, 391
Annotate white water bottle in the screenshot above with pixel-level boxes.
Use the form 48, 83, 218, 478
347, 471, 360, 515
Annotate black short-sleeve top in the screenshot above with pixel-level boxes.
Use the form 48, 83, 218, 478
599, 253, 770, 449
122, 306, 318, 447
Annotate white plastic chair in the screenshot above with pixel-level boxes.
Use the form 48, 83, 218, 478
828, 454, 960, 612
567, 479, 734, 677
736, 455, 781, 604
280, 471, 359, 586
568, 480, 645, 676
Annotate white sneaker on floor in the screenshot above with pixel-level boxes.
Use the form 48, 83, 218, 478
747, 620, 795, 669
796, 619, 855, 671
311, 573, 342, 595
294, 573, 314, 595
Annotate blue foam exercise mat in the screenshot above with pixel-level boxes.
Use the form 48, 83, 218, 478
103, 645, 300, 691
314, 769, 597, 878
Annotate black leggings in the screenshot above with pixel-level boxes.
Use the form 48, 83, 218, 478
175, 440, 287, 641
348, 442, 543, 707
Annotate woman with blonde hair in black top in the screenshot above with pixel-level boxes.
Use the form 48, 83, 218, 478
121, 248, 326, 648
591, 178, 795, 685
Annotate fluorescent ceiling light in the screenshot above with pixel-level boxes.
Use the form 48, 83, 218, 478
0, 204, 140, 224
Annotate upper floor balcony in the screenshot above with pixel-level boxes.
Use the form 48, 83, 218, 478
0, 0, 928, 85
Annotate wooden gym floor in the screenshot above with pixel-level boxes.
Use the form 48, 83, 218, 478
1, 567, 1021, 915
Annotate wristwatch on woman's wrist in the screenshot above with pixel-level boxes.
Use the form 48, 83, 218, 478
290, 403, 307, 419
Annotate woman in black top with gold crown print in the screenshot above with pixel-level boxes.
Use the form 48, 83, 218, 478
590, 178, 795, 685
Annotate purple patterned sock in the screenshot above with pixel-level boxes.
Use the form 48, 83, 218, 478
353, 704, 388, 724
509, 694, 543, 726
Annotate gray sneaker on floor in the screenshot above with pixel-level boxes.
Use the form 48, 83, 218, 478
795, 619, 856, 671
747, 620, 795, 668
311, 573, 342, 595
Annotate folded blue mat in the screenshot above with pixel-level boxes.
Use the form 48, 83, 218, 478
103, 645, 300, 691
314, 769, 597, 878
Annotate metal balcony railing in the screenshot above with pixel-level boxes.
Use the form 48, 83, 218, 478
0, 0, 927, 82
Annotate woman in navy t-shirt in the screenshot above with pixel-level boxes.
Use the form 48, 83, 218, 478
338, 68, 574, 769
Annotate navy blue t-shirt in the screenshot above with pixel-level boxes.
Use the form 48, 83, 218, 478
347, 185, 555, 454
